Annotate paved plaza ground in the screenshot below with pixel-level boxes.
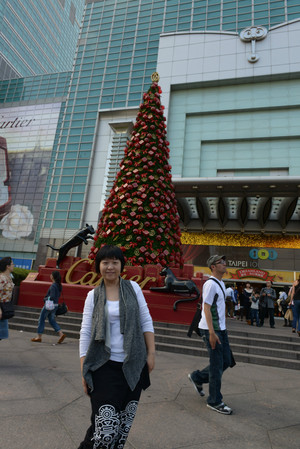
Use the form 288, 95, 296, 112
1, 328, 300, 449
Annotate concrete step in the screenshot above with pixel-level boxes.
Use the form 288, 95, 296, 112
9, 322, 79, 340
10, 306, 300, 370
154, 324, 300, 351
14, 305, 82, 322
155, 341, 300, 371
155, 321, 299, 343
155, 334, 300, 361
10, 306, 81, 339
10, 315, 81, 334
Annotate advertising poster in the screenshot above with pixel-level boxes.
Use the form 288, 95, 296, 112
0, 103, 61, 256
182, 244, 299, 286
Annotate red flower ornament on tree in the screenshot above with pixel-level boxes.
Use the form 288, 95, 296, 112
89, 73, 183, 267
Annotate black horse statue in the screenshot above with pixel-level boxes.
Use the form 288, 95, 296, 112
150, 267, 200, 311
47, 223, 95, 268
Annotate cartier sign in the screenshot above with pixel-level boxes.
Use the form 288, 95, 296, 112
65, 258, 157, 289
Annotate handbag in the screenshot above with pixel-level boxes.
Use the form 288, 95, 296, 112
187, 299, 202, 337
0, 300, 15, 320
55, 302, 68, 316
44, 297, 55, 311
284, 308, 293, 321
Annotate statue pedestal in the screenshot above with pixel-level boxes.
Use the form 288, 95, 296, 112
19, 257, 205, 325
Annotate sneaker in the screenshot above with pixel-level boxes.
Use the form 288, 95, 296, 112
207, 402, 232, 415
188, 373, 205, 397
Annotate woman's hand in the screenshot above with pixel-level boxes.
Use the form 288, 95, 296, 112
144, 331, 155, 372
82, 376, 90, 395
147, 352, 155, 373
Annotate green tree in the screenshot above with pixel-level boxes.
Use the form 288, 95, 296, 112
89, 78, 183, 267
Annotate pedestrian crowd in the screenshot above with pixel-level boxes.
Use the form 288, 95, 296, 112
224, 279, 300, 334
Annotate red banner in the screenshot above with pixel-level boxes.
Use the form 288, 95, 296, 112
230, 268, 274, 281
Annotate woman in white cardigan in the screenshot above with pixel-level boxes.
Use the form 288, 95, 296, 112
78, 245, 155, 449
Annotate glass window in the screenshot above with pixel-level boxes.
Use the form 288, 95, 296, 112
81, 135, 94, 143
254, 11, 269, 20
288, 5, 300, 15
60, 185, 72, 193
164, 24, 177, 33
71, 193, 84, 201
66, 220, 80, 229
58, 194, 71, 201
113, 100, 127, 107
62, 168, 75, 176
56, 203, 68, 210
68, 211, 82, 219
75, 176, 88, 183
72, 185, 85, 193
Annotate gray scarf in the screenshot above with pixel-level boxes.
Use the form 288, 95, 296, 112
82, 278, 147, 391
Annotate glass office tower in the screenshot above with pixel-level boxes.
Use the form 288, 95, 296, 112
0, 0, 85, 79
40, 0, 300, 234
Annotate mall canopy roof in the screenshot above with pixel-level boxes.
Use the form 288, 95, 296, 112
173, 177, 300, 235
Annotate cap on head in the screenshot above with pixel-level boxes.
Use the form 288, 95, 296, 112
207, 254, 226, 269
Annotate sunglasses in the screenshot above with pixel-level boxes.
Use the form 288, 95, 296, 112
215, 260, 226, 265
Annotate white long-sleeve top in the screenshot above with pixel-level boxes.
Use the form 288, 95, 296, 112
79, 280, 154, 361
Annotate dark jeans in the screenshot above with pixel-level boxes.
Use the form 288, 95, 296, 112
37, 306, 60, 334
241, 303, 251, 321
191, 329, 231, 406
260, 307, 275, 327
250, 309, 259, 326
293, 299, 300, 331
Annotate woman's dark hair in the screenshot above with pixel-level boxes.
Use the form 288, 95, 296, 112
51, 271, 62, 291
0, 257, 12, 272
94, 245, 125, 274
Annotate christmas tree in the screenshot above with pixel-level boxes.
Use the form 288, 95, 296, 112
89, 73, 183, 267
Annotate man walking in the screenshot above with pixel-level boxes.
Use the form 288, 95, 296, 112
188, 255, 233, 415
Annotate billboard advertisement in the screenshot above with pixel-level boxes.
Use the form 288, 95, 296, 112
0, 103, 61, 255
182, 244, 299, 285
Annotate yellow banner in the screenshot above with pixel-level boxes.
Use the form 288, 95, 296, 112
182, 232, 300, 249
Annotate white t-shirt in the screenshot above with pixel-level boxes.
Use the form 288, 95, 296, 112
79, 280, 154, 360
198, 276, 226, 331
225, 287, 234, 301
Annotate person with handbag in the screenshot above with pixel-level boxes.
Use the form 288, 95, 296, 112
78, 245, 155, 449
279, 286, 289, 326
289, 277, 300, 336
31, 271, 66, 344
0, 257, 15, 340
